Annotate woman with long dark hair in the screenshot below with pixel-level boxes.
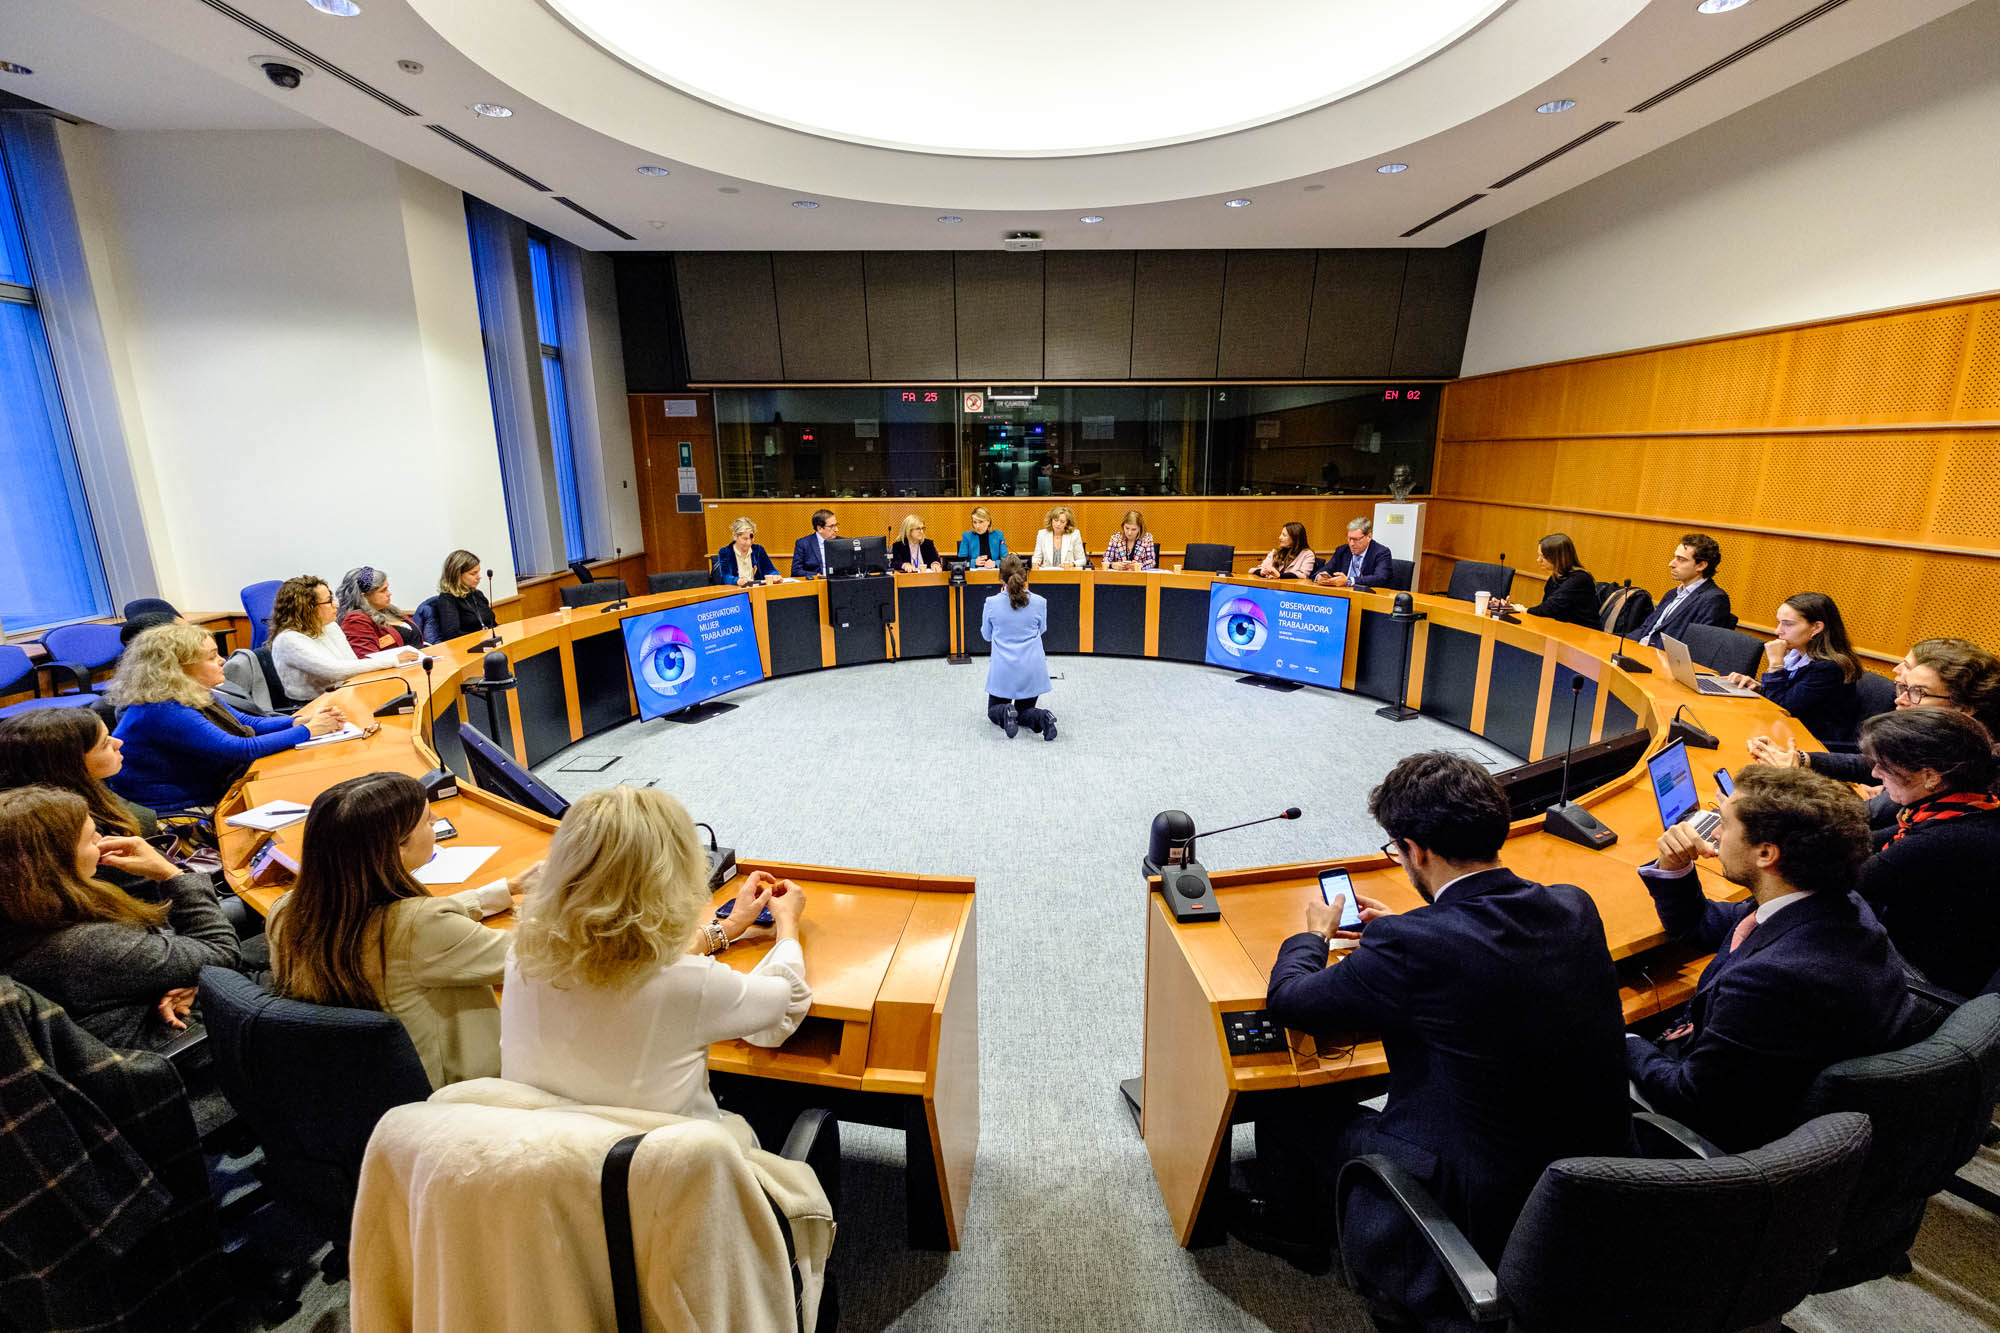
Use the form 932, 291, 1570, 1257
1251, 522, 1315, 580
0, 786, 239, 1050
414, 550, 495, 644
0, 707, 150, 838
1490, 533, 1597, 628
981, 555, 1056, 740
1722, 591, 1862, 744
1854, 707, 2000, 996
268, 772, 522, 1088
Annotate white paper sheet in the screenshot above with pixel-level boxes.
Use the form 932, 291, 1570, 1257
411, 845, 500, 886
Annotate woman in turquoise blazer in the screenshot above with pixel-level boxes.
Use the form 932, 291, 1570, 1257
956, 505, 1009, 569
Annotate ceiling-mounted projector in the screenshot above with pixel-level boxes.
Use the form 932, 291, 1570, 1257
1001, 232, 1044, 252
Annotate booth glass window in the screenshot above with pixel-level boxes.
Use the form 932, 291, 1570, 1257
1204, 384, 1438, 496
715, 387, 959, 498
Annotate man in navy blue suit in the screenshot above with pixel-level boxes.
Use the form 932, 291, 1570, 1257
1633, 531, 1733, 645
1228, 753, 1630, 1322
1314, 516, 1395, 590
1628, 765, 1926, 1152
789, 508, 838, 579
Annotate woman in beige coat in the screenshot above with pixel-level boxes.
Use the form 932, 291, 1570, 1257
269, 771, 533, 1088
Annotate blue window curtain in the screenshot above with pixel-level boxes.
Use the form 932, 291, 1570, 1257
526, 234, 587, 561
0, 122, 115, 632
464, 196, 563, 577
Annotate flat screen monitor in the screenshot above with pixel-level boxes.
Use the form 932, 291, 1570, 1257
1202, 582, 1348, 688
825, 535, 889, 578
458, 721, 570, 820
620, 592, 765, 722
1495, 728, 1653, 819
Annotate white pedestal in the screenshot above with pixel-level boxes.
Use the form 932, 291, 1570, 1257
1371, 502, 1426, 567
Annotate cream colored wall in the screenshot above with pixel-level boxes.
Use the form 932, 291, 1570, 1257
1461, 1, 2000, 375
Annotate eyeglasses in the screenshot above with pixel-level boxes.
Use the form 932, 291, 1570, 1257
314, 596, 334, 607
1381, 840, 1404, 862
1895, 683, 1951, 703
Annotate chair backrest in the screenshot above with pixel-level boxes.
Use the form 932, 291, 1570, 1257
0, 695, 115, 724
121, 597, 179, 622
41, 623, 125, 672
1388, 558, 1414, 592
252, 644, 298, 708
1498, 1112, 1873, 1333
648, 570, 711, 594
1854, 670, 1897, 723
1793, 993, 2000, 1282
567, 559, 597, 584
1445, 560, 1514, 602
196, 966, 433, 1247
1184, 543, 1234, 574
240, 580, 282, 649
560, 578, 629, 609
1680, 623, 1765, 677
0, 643, 34, 696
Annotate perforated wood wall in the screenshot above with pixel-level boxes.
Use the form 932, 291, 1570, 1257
1430, 293, 2000, 662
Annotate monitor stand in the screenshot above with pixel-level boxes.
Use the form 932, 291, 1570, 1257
666, 700, 739, 725
1236, 674, 1303, 693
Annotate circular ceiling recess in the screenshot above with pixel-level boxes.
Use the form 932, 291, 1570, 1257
543, 0, 1509, 157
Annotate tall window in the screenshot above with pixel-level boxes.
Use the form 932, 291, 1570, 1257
528, 234, 587, 561
0, 136, 111, 631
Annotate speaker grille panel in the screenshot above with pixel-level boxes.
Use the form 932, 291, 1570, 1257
864, 252, 956, 381
674, 253, 782, 382
1130, 251, 1224, 379
1956, 304, 2000, 417
1305, 250, 1406, 378
1217, 250, 1315, 378
953, 252, 1044, 381
772, 252, 869, 380
1044, 252, 1135, 379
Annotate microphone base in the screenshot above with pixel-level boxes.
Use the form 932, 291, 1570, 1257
1544, 801, 1618, 850
1375, 703, 1422, 722
1609, 653, 1652, 674
1669, 717, 1720, 750
371, 689, 416, 718
1145, 857, 1222, 922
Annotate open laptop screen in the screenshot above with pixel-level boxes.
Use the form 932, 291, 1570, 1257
1647, 740, 1701, 830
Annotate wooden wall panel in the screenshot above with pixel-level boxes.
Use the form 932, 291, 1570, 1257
1431, 290, 2000, 664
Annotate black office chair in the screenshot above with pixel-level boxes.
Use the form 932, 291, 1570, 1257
1335, 1111, 1873, 1333
1854, 671, 1897, 724
1184, 543, 1235, 575
567, 559, 596, 585
1786, 992, 2000, 1290
559, 578, 629, 609
649, 570, 713, 594
1680, 624, 1765, 677
251, 644, 300, 712
1441, 560, 1514, 603
1388, 559, 1414, 593
122, 596, 180, 621
197, 966, 435, 1282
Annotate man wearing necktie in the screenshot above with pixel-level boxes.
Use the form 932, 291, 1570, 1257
1627, 765, 1926, 1152
1313, 517, 1393, 589
790, 508, 839, 579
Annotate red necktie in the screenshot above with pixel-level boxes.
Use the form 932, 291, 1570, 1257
1728, 910, 1758, 953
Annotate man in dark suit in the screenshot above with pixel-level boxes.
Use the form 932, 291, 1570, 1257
1314, 516, 1395, 590
1633, 531, 1733, 645
1228, 753, 1631, 1323
1629, 765, 1926, 1152
789, 508, 838, 579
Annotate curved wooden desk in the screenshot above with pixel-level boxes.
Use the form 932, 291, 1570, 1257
214, 573, 1813, 1255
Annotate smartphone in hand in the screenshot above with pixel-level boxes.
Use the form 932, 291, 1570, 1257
1319, 868, 1363, 931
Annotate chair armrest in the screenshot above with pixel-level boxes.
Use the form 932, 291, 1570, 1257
1633, 1111, 1723, 1160
1906, 976, 1968, 1010
780, 1107, 841, 1216
1335, 1154, 1507, 1324
40, 660, 93, 694
1626, 1078, 1657, 1114
160, 1025, 208, 1065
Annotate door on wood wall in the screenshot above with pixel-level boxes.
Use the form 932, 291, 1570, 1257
632, 394, 716, 577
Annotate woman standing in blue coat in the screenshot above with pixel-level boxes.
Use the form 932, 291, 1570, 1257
981, 556, 1057, 741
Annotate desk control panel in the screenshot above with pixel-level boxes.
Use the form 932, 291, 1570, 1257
1221, 1009, 1288, 1056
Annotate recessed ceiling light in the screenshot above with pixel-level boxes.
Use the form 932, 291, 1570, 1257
718, 186, 741, 194
1376, 163, 1409, 174
306, 0, 361, 15
937, 215, 962, 224
792, 200, 819, 209
1079, 215, 1104, 223
471, 103, 513, 118
1224, 198, 1252, 208
636, 165, 671, 176
1697, 0, 1755, 11
0, 61, 34, 75
1536, 99, 1576, 114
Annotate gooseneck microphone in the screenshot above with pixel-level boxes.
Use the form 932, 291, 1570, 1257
1178, 806, 1303, 865
1544, 676, 1617, 849
1609, 579, 1651, 674
470, 569, 502, 651
1143, 807, 1305, 923
418, 655, 437, 749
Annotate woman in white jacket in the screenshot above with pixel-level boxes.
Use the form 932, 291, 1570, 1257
267, 573, 417, 702
1031, 504, 1088, 570
502, 785, 812, 1125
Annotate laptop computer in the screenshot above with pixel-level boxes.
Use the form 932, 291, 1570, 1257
1647, 739, 1721, 841
1659, 634, 1761, 697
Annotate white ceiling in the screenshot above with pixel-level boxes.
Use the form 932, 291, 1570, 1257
0, 0, 1979, 252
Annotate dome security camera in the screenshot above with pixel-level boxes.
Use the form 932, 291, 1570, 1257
262, 62, 304, 89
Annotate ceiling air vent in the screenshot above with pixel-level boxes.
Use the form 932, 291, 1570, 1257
1629, 0, 1855, 114
1401, 194, 1487, 239
553, 196, 636, 241
425, 125, 551, 192
1489, 120, 1621, 189
193, 0, 420, 116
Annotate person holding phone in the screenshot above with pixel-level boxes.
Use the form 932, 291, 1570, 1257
1316, 868, 1365, 944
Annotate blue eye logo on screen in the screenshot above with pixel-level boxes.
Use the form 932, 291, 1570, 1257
636, 623, 698, 696
1213, 597, 1269, 657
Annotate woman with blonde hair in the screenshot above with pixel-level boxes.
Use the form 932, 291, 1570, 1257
713, 517, 782, 586
337, 564, 423, 655
892, 514, 943, 573
414, 550, 494, 643
502, 786, 811, 1122
1103, 509, 1157, 572
269, 772, 522, 1088
269, 573, 418, 702
1032, 505, 1086, 570
0, 786, 239, 1050
108, 622, 344, 811
956, 505, 1008, 569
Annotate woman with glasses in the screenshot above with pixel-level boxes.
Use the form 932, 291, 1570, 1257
268, 574, 419, 702
337, 565, 423, 654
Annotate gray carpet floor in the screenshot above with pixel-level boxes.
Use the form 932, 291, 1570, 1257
267, 655, 2000, 1332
